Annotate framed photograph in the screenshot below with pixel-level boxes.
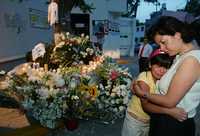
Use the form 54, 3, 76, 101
29, 8, 49, 29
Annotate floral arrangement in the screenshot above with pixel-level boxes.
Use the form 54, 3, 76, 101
2, 33, 132, 129
50, 33, 100, 68
3, 56, 132, 128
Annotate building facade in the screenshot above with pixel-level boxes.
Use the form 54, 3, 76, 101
0, 0, 136, 63
72, 0, 136, 57
0, 0, 52, 63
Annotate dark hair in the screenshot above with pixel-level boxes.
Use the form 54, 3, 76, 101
149, 53, 174, 70
147, 16, 195, 44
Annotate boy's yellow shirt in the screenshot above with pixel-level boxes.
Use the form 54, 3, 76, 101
128, 71, 156, 121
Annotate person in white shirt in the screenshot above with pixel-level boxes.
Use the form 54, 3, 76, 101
138, 38, 153, 72
48, 0, 59, 27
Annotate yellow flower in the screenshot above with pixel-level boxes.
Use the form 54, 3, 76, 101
88, 85, 99, 98
79, 84, 99, 100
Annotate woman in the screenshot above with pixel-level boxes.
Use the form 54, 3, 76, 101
133, 16, 200, 136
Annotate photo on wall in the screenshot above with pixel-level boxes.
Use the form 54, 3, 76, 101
29, 8, 49, 29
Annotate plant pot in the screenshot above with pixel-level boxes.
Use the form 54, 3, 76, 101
64, 118, 79, 131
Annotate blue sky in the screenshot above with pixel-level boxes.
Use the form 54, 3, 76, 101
137, 0, 187, 22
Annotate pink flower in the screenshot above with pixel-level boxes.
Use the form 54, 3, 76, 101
110, 70, 119, 80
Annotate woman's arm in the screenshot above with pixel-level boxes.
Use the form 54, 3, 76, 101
137, 81, 187, 121
141, 100, 187, 122
134, 57, 200, 108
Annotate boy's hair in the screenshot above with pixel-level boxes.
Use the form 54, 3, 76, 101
148, 49, 174, 70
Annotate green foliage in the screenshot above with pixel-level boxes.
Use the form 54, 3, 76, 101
73, 0, 95, 13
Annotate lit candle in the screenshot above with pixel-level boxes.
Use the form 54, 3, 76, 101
36, 63, 40, 69
44, 64, 48, 72
53, 69, 56, 73
32, 62, 36, 69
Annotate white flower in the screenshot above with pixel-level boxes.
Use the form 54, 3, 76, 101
98, 103, 103, 109
66, 32, 70, 36
81, 33, 85, 37
79, 61, 84, 65
49, 88, 59, 96
105, 91, 110, 96
99, 84, 104, 90
113, 108, 118, 112
111, 100, 115, 104
123, 96, 129, 104
85, 35, 89, 40
53, 74, 65, 87
0, 70, 6, 75
28, 75, 39, 82
119, 106, 125, 111
115, 99, 120, 104
72, 95, 79, 100
86, 48, 94, 55
69, 79, 77, 89
36, 87, 49, 99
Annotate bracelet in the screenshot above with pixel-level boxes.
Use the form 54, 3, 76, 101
142, 92, 149, 99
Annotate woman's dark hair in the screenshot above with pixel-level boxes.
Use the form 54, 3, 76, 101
147, 16, 195, 44
149, 53, 174, 70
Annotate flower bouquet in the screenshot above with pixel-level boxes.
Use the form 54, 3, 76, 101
2, 33, 133, 129
94, 60, 132, 121
50, 33, 99, 68
3, 56, 132, 128
6, 66, 68, 128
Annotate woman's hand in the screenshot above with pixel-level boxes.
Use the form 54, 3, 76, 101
167, 107, 187, 122
131, 80, 150, 99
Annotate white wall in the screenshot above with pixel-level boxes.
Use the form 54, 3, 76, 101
73, 0, 131, 58
72, 0, 109, 40
90, 0, 108, 20
0, 0, 52, 62
118, 17, 135, 56
107, 0, 127, 13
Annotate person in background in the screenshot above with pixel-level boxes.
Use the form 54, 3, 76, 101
133, 16, 200, 136
138, 38, 153, 73
121, 49, 187, 136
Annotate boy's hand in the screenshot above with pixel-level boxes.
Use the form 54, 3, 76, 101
131, 80, 149, 99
